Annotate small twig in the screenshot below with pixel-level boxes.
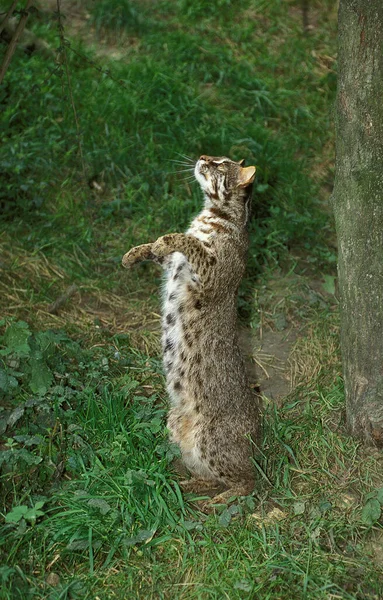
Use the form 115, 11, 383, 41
0, 0, 33, 85
252, 357, 270, 379
67, 43, 131, 91
48, 283, 78, 314
56, 0, 87, 184
0, 0, 19, 36
301, 0, 309, 34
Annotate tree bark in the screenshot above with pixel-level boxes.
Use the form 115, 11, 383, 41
333, 0, 383, 445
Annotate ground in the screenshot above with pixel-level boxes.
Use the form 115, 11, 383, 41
1, 0, 383, 598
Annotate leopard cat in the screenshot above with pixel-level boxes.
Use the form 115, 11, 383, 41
122, 155, 261, 505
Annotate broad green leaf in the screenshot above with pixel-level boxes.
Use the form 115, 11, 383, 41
293, 501, 306, 515
0, 368, 11, 392
182, 520, 203, 531
365, 491, 378, 501
29, 358, 53, 395
361, 499, 381, 525
0, 369, 18, 393
319, 500, 332, 513
18, 449, 43, 465
0, 565, 16, 582
376, 488, 383, 505
7, 404, 25, 428
149, 417, 162, 433
14, 434, 44, 446
87, 498, 112, 515
5, 505, 29, 523
3, 321, 31, 357
23, 506, 45, 522
234, 580, 252, 592
273, 313, 287, 331
322, 274, 336, 295
218, 504, 240, 527
124, 529, 155, 546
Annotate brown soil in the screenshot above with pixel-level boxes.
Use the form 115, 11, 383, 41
239, 326, 297, 404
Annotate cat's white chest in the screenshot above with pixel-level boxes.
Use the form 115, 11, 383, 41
161, 253, 196, 404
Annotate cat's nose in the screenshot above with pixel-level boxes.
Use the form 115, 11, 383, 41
199, 155, 209, 162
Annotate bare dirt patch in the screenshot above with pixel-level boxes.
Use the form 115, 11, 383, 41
240, 326, 298, 404
37, 0, 140, 60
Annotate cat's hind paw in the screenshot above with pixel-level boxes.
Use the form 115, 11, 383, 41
179, 478, 222, 494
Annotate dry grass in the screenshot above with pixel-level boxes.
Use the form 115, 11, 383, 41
288, 316, 341, 390
0, 232, 160, 353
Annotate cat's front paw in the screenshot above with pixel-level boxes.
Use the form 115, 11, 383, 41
152, 234, 178, 258
122, 243, 154, 268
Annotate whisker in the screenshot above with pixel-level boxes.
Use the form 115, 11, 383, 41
168, 162, 194, 168
168, 168, 195, 175
175, 152, 195, 163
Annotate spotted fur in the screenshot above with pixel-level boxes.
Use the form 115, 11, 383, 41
122, 155, 261, 503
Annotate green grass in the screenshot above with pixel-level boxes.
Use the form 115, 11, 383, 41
1, 0, 383, 598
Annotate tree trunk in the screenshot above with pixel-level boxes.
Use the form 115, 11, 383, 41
333, 0, 383, 445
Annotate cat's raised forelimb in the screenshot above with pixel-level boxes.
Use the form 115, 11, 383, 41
152, 233, 216, 283
122, 243, 155, 268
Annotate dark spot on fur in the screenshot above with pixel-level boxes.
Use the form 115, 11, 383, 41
195, 404, 201, 413
209, 206, 232, 221
166, 313, 175, 325
209, 255, 217, 265
168, 292, 176, 301
209, 459, 216, 467
174, 380, 182, 391
195, 374, 203, 388
194, 299, 202, 310
180, 350, 186, 362
164, 339, 174, 353
177, 263, 184, 273
179, 369, 185, 377
194, 353, 201, 364
184, 332, 192, 347
178, 303, 185, 314
219, 472, 225, 478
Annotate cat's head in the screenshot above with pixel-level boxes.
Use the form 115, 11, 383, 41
194, 155, 256, 217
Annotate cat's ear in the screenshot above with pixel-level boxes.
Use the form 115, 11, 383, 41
238, 159, 246, 166
237, 166, 256, 187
